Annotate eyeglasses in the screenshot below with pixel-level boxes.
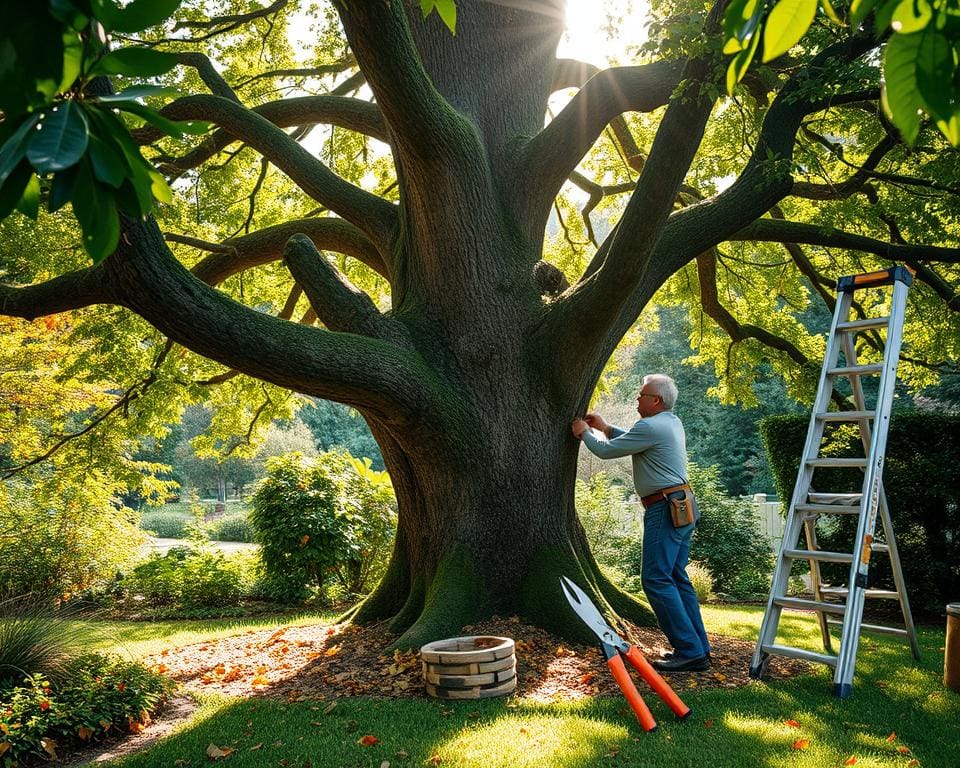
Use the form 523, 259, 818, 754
638, 392, 659, 400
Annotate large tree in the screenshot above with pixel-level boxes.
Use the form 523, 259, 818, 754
2, 0, 959, 647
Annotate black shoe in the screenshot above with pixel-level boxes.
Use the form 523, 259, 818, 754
660, 651, 712, 662
650, 655, 711, 673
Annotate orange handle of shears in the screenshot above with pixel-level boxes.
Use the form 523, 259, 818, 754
624, 646, 692, 720
607, 654, 657, 732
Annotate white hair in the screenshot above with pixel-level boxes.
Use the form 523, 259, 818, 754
642, 374, 678, 410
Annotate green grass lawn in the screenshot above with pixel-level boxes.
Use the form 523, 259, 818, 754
97, 605, 958, 768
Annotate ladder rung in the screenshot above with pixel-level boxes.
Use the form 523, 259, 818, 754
826, 619, 909, 638
837, 316, 890, 332
808, 492, 862, 503
762, 643, 838, 667
783, 549, 853, 563
872, 543, 889, 554
820, 586, 901, 600
815, 410, 875, 421
827, 364, 884, 377
773, 597, 847, 616
795, 503, 861, 515
806, 458, 868, 468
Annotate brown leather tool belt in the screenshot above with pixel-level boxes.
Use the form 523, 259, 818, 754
640, 483, 692, 509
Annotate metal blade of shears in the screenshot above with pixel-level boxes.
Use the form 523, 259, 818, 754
560, 576, 625, 650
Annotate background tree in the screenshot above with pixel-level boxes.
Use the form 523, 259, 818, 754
1, 0, 959, 647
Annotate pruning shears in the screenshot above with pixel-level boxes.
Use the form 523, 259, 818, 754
560, 575, 692, 732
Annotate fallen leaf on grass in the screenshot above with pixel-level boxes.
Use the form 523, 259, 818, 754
704, 719, 714, 728
249, 743, 262, 751
785, 719, 800, 728
906, 760, 919, 767
395, 750, 409, 759
844, 757, 858, 765
792, 739, 810, 750
896, 746, 911, 755
380, 762, 390, 768
206, 743, 235, 760
579, 672, 596, 685
428, 756, 442, 766
358, 735, 380, 746
322, 701, 337, 714
886, 732, 897, 742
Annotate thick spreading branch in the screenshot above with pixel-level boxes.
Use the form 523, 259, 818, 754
282, 234, 409, 345
0, 265, 113, 320
149, 94, 396, 252
184, 217, 388, 286
176, 52, 241, 103
516, 61, 681, 224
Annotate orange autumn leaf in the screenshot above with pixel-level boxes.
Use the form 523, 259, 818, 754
704, 719, 714, 728
155, 663, 168, 674
299, 534, 310, 547
896, 746, 911, 755
0, 742, 11, 757
844, 757, 858, 765
77, 726, 94, 741
785, 719, 800, 728
579, 672, 596, 685
358, 735, 379, 746
906, 761, 919, 767
251, 675, 269, 687
41, 738, 57, 758
428, 756, 442, 766
792, 739, 810, 750
325, 645, 341, 657
886, 732, 897, 742
39, 699, 50, 711
255, 665, 268, 675
128, 719, 144, 734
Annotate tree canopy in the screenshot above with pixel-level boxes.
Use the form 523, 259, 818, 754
1, 0, 959, 646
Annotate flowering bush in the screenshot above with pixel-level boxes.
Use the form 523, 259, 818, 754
0, 654, 170, 766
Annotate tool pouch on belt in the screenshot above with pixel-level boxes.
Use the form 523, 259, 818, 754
667, 487, 698, 528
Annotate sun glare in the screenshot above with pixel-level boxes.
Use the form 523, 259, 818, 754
559, 0, 649, 67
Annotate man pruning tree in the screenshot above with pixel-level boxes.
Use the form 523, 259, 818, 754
572, 374, 710, 672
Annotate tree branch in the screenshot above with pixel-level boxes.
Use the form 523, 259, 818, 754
182, 216, 388, 286
282, 234, 409, 345
176, 52, 240, 103
516, 61, 681, 224
729, 218, 960, 262
149, 94, 396, 252
0, 264, 113, 320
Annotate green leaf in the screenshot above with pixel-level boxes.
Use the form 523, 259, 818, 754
59, 30, 84, 93
727, 30, 762, 94
0, 162, 34, 219
0, 115, 41, 188
87, 133, 127, 187
97, 85, 181, 103
27, 102, 90, 173
820, 0, 845, 27
113, 100, 210, 136
419, 0, 457, 34
762, 0, 818, 62
90, 47, 179, 77
71, 158, 120, 262
49, 166, 79, 213
86, 107, 156, 215
882, 32, 925, 145
1, 8, 65, 118
723, 0, 763, 52
915, 28, 954, 120
891, 0, 932, 34
935, 111, 960, 145
15, 172, 40, 219
103, 0, 183, 33
850, 0, 879, 28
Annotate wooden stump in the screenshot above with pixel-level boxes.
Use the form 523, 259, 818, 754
420, 636, 517, 699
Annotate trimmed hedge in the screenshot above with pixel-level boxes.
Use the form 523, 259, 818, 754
760, 413, 960, 616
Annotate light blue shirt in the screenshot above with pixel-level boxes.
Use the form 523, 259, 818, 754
580, 411, 688, 498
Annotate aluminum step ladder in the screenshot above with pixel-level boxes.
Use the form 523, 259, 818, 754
749, 266, 921, 698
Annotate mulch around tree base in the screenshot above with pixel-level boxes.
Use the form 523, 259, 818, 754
144, 616, 810, 703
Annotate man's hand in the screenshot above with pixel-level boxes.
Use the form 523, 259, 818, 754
571, 419, 588, 439
584, 413, 608, 434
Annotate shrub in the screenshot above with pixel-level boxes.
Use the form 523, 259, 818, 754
576, 472, 639, 570
0, 480, 144, 597
207, 513, 254, 543
761, 412, 960, 615
121, 548, 249, 609
0, 653, 170, 765
688, 464, 774, 600
686, 561, 714, 603
250, 451, 396, 603
138, 509, 191, 539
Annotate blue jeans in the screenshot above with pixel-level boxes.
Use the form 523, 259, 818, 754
640, 497, 710, 659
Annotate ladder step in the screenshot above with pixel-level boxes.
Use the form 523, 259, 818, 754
827, 364, 884, 377
783, 549, 854, 563
816, 410, 875, 421
820, 586, 901, 600
762, 643, 838, 667
795, 503, 861, 515
808, 492, 862, 503
806, 458, 868, 468
826, 619, 909, 638
837, 316, 890, 332
773, 597, 847, 616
